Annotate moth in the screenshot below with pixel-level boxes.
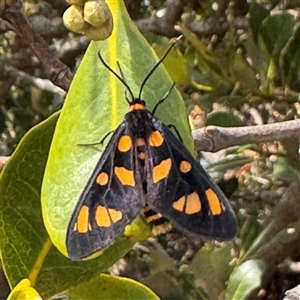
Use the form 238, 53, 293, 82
66, 44, 237, 260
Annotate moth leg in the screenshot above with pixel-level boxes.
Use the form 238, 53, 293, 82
77, 130, 114, 147
167, 124, 183, 143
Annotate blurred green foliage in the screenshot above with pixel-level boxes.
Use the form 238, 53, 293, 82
1, 1, 300, 299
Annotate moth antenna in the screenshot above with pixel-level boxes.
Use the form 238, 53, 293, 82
138, 42, 177, 100
117, 62, 131, 104
98, 52, 134, 104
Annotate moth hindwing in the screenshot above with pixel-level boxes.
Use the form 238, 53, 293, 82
66, 44, 237, 260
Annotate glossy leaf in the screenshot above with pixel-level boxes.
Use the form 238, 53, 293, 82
64, 274, 159, 300
7, 279, 42, 300
0, 113, 58, 291
226, 259, 266, 300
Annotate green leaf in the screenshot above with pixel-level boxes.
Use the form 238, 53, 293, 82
280, 23, 300, 92
0, 112, 58, 290
140, 245, 185, 299
144, 33, 191, 85
230, 54, 260, 94
180, 23, 233, 89
190, 243, 235, 298
0, 112, 136, 298
36, 236, 135, 299
153, 43, 191, 85
273, 157, 300, 184
65, 274, 160, 300
205, 112, 245, 127
207, 156, 253, 173
42, 1, 192, 259
258, 13, 295, 84
7, 279, 43, 300
211, 95, 248, 108
226, 259, 266, 300
249, 3, 269, 44
239, 217, 260, 259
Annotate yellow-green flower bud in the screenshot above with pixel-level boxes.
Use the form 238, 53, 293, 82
63, 5, 85, 33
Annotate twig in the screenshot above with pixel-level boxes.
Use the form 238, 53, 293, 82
135, 0, 183, 37
192, 119, 300, 152
3, 64, 66, 97
0, 77, 15, 101
186, 16, 249, 38
136, 0, 249, 39
28, 15, 68, 38
2, 0, 73, 91
56, 35, 89, 65
0, 17, 14, 33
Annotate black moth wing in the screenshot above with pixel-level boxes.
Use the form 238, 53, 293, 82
146, 119, 237, 240
66, 123, 144, 260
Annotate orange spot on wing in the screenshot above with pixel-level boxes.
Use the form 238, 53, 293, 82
95, 205, 111, 227
118, 135, 132, 152
136, 138, 146, 147
206, 188, 223, 215
108, 208, 122, 223
96, 172, 109, 185
149, 130, 164, 147
76, 205, 89, 233
185, 192, 201, 214
172, 195, 185, 212
114, 166, 135, 186
173, 193, 201, 214
153, 158, 172, 183
129, 103, 146, 112
180, 160, 192, 173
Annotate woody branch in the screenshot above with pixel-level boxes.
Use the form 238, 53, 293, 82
192, 119, 300, 152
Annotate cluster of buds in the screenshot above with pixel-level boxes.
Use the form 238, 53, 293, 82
63, 0, 113, 40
